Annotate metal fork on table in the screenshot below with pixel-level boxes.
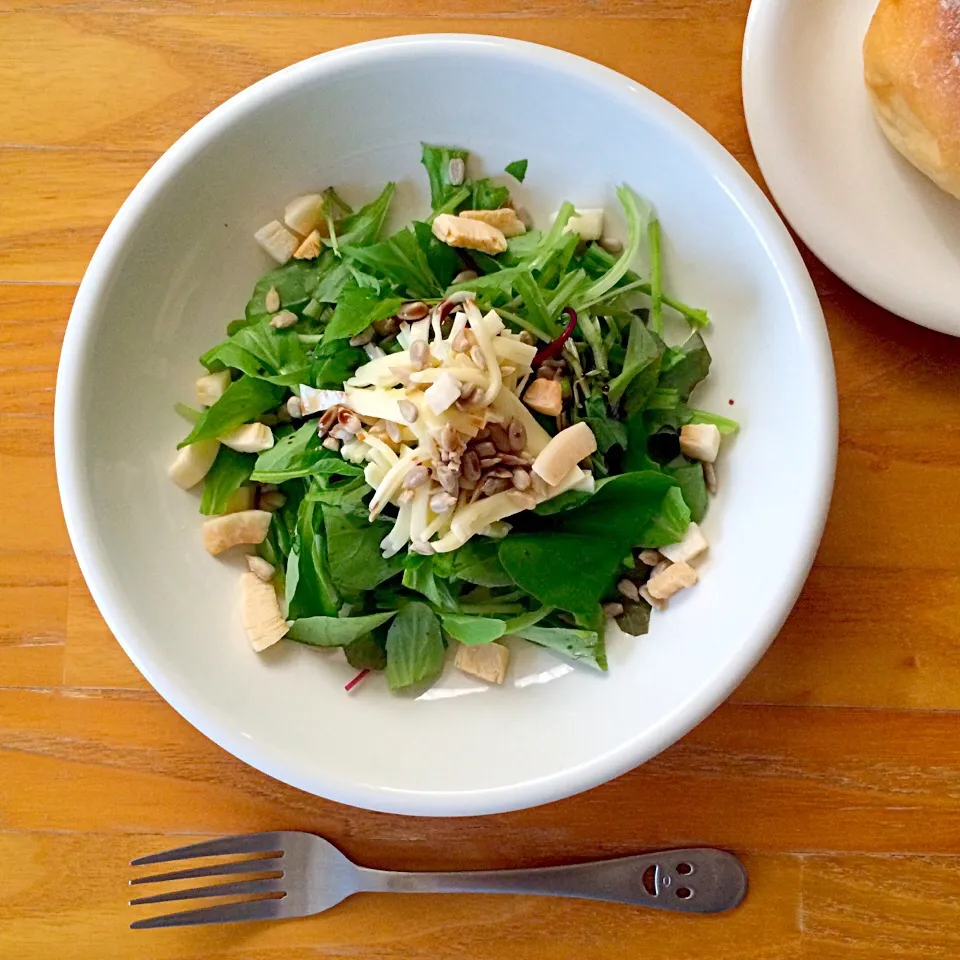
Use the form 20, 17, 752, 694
129, 831, 747, 928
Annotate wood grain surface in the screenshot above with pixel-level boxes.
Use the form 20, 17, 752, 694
2, 1, 959, 956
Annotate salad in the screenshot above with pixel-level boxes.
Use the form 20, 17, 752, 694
168, 145, 737, 692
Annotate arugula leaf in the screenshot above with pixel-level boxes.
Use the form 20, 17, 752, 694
607, 315, 662, 409
665, 458, 708, 524
323, 506, 404, 594
385, 601, 445, 689
687, 408, 739, 435
505, 159, 528, 182
448, 538, 515, 587
251, 422, 363, 483
305, 475, 370, 518
440, 614, 506, 645
286, 498, 340, 619
322, 284, 405, 345
469, 178, 510, 211
335, 182, 395, 247
638, 485, 690, 548
346, 226, 442, 299
623, 413, 658, 473
658, 332, 711, 401
421, 143, 470, 211
310, 339, 366, 388
245, 260, 319, 320
287, 610, 397, 647
647, 219, 664, 336
344, 630, 388, 670
582, 395, 627, 455
313, 261, 353, 304
413, 221, 460, 289
402, 554, 458, 611
512, 625, 606, 671
199, 447, 255, 515
178, 376, 285, 447
499, 472, 678, 624
513, 269, 558, 338
201, 318, 310, 385
616, 599, 652, 637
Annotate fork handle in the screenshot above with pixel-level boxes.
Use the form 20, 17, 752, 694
356, 848, 746, 914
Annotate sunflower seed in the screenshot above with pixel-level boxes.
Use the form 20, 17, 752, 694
402, 465, 430, 489
349, 326, 375, 347
487, 466, 512, 479
507, 419, 526, 452
436, 464, 460, 495
384, 420, 402, 444
337, 410, 362, 434
269, 310, 299, 330
518, 331, 536, 345
459, 379, 475, 401
461, 449, 481, 482
409, 339, 429, 371
536, 365, 557, 380
602, 601, 624, 619
286, 396, 303, 419
474, 441, 497, 458
650, 560, 672, 579
321, 436, 341, 452
638, 549, 663, 566
429, 491, 457, 514
448, 156, 465, 186
376, 316, 401, 338
264, 286, 281, 313
511, 468, 531, 491
496, 453, 527, 467
470, 344, 486, 370
452, 269, 478, 285
398, 301, 429, 321
479, 456, 501, 469
488, 423, 511, 451
452, 331, 471, 354
398, 399, 419, 424
459, 474, 478, 491
617, 579, 641, 602
397, 489, 415, 505
480, 476, 509, 497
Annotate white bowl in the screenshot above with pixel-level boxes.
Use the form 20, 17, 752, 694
55, 35, 836, 816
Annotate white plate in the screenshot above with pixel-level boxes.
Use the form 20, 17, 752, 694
55, 35, 836, 816
743, 0, 960, 337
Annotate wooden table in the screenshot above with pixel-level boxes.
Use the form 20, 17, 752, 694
3, 1, 960, 956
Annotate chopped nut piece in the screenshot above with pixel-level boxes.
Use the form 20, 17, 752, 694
219, 422, 274, 453
168, 439, 220, 490
563, 208, 604, 241
455, 641, 510, 683
639, 585, 667, 611
679, 423, 721, 463
284, 193, 328, 237
646, 561, 698, 600
254, 220, 300, 263
432, 214, 507, 254
195, 369, 231, 407
523, 378, 563, 416
202, 510, 272, 556
264, 286, 281, 313
246, 555, 276, 582
703, 461, 718, 495
660, 522, 708, 565
460, 208, 527, 238
293, 229, 322, 260
240, 571, 288, 652
531, 421, 597, 486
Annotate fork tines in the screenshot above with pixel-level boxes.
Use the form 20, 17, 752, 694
129, 832, 287, 930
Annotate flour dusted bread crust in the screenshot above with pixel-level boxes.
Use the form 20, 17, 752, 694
863, 0, 960, 198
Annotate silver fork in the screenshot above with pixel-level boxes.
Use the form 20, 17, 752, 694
129, 832, 747, 928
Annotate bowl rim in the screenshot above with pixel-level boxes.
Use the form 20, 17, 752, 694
55, 33, 837, 816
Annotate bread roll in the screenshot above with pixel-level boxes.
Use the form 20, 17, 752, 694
863, 0, 960, 198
